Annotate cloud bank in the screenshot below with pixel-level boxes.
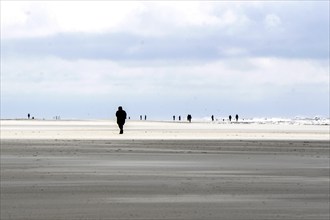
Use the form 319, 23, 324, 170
1, 1, 329, 119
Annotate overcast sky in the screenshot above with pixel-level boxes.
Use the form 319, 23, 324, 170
1, 1, 329, 120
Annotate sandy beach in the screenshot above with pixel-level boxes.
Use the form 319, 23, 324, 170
0, 119, 329, 140
1, 120, 329, 220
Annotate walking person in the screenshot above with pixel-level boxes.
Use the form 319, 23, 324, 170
187, 114, 192, 123
116, 106, 127, 134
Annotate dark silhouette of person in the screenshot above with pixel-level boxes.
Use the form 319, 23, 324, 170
179, 116, 181, 121
173, 115, 175, 121
229, 115, 232, 122
235, 114, 239, 122
145, 115, 147, 120
28, 113, 30, 119
140, 115, 142, 120
211, 115, 214, 121
116, 106, 127, 134
187, 114, 192, 123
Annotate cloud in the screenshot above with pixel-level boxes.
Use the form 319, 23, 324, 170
2, 55, 327, 99
264, 14, 282, 30
2, 25, 328, 61
2, 55, 328, 118
1, 1, 143, 38
1, 1, 329, 118
3, 1, 327, 38
1, 1, 247, 38
2, 1, 328, 60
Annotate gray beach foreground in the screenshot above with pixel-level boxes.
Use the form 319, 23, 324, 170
1, 138, 329, 220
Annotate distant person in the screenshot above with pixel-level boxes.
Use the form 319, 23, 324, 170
229, 115, 232, 122
145, 115, 147, 120
116, 106, 127, 134
140, 115, 142, 120
173, 115, 175, 121
211, 115, 214, 121
235, 114, 239, 122
28, 113, 30, 119
187, 114, 192, 123
179, 116, 181, 121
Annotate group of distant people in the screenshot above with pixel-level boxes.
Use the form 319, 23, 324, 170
172, 114, 192, 122
115, 106, 194, 134
211, 114, 239, 122
27, 113, 35, 120
229, 114, 239, 122
27, 114, 61, 120
27, 107, 239, 135
115, 106, 240, 134
140, 115, 147, 120
137, 114, 193, 122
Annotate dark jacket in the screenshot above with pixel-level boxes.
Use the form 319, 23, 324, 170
116, 109, 127, 124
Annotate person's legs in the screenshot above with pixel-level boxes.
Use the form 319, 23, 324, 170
118, 123, 124, 134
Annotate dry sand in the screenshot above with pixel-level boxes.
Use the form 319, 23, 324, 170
1, 120, 329, 219
1, 119, 329, 140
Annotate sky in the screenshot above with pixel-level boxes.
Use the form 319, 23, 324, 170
1, 1, 329, 120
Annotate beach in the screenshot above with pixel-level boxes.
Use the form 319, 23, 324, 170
0, 119, 328, 140
1, 120, 329, 219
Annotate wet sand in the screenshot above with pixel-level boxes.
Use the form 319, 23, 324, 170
1, 121, 329, 219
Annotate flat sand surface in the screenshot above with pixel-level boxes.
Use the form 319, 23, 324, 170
1, 120, 329, 140
1, 120, 329, 219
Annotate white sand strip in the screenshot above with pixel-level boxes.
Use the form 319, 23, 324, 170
1, 120, 329, 140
